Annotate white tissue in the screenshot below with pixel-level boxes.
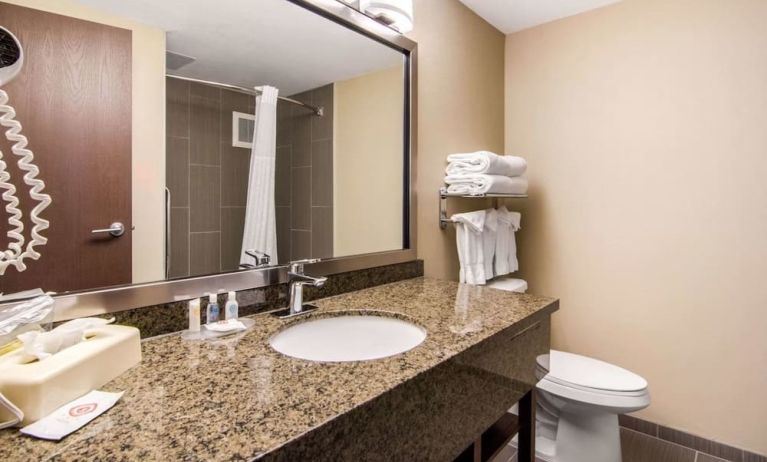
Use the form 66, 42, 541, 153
17, 317, 114, 361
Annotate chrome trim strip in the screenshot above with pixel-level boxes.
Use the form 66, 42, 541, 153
1, 0, 418, 322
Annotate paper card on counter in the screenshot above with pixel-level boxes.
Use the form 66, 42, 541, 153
20, 390, 123, 440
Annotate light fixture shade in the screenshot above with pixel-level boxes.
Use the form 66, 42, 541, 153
360, 0, 414, 33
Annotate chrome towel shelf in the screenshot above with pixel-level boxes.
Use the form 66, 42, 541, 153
439, 187, 527, 229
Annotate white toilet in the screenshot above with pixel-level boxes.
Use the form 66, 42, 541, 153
535, 350, 650, 462
488, 278, 650, 462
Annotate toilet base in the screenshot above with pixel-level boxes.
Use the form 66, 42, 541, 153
537, 406, 621, 462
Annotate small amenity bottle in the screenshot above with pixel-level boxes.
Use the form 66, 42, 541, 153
206, 293, 220, 323
225, 291, 239, 320
188, 298, 201, 332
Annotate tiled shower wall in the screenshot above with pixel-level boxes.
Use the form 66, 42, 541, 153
166, 78, 333, 278
276, 84, 334, 262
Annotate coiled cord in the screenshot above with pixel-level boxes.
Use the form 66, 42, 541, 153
0, 88, 51, 274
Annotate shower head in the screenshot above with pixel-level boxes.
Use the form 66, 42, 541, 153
0, 26, 23, 87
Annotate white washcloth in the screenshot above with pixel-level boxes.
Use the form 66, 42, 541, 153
451, 210, 487, 285
445, 174, 528, 196
446, 151, 527, 177
487, 278, 527, 293
495, 207, 521, 275
483, 209, 498, 279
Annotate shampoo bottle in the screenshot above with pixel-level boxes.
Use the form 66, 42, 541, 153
225, 291, 239, 320
206, 293, 220, 323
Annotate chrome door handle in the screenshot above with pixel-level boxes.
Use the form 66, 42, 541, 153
91, 222, 125, 237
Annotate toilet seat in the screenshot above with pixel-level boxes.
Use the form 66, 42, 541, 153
536, 350, 650, 412
538, 350, 647, 392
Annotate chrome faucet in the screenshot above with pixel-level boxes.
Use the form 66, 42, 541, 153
239, 249, 271, 269
278, 258, 327, 318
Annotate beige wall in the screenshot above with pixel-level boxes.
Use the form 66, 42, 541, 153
407, 0, 506, 279
333, 66, 404, 256
4, 0, 166, 284
505, 0, 767, 453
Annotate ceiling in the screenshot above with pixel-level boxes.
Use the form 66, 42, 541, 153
458, 0, 622, 34
75, 0, 403, 96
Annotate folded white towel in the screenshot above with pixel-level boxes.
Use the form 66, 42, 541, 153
487, 278, 527, 293
446, 151, 527, 177
451, 210, 487, 285
445, 174, 528, 195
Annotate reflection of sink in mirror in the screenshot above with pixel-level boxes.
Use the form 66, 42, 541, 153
270, 314, 426, 362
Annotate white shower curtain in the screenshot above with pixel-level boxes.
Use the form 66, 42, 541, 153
240, 86, 279, 266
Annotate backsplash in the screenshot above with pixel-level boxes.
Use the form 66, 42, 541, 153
102, 260, 423, 339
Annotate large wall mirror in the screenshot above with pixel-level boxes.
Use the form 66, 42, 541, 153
0, 0, 415, 307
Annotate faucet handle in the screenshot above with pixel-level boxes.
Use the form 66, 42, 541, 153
289, 258, 321, 273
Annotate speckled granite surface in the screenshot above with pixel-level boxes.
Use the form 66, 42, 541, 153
0, 277, 557, 461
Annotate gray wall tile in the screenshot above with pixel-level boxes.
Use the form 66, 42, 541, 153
168, 208, 189, 278
167, 79, 189, 139
311, 139, 333, 206
291, 166, 311, 230
190, 232, 220, 276
620, 428, 696, 462
221, 207, 246, 271
189, 84, 221, 166
659, 426, 743, 461
699, 454, 734, 462
745, 452, 767, 462
221, 143, 250, 207
276, 206, 291, 265
619, 414, 658, 437
166, 136, 189, 207
311, 207, 333, 259
189, 165, 221, 232
275, 145, 291, 207
291, 113, 312, 167
291, 230, 311, 260
277, 100, 293, 147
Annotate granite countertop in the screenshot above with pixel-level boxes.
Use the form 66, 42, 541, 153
0, 277, 558, 461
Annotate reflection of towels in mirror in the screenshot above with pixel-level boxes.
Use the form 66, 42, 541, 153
240, 86, 279, 266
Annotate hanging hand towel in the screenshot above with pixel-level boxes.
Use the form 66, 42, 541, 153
483, 209, 498, 280
445, 174, 528, 195
446, 151, 527, 177
451, 210, 487, 285
495, 207, 522, 275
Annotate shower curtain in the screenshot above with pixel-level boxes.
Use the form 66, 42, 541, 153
240, 86, 279, 266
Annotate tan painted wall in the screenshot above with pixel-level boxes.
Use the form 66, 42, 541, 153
4, 0, 166, 284
407, 0, 506, 279
505, 0, 767, 454
333, 66, 404, 257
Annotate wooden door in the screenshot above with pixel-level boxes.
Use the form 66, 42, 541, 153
0, 2, 132, 294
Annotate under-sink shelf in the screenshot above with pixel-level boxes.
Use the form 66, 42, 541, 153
439, 187, 527, 229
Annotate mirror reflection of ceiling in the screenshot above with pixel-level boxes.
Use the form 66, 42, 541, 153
75, 0, 404, 95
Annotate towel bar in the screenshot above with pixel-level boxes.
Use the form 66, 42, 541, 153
439, 187, 527, 229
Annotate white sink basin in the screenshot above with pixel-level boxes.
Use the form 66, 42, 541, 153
269, 314, 426, 362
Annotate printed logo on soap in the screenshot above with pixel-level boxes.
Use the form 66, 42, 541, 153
69, 403, 98, 417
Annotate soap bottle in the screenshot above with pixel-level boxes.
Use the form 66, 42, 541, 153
188, 298, 201, 332
206, 293, 220, 323
225, 291, 239, 320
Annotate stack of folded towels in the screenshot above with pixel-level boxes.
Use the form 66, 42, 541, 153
444, 151, 528, 195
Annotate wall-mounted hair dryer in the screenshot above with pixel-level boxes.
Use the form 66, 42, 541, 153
0, 26, 51, 274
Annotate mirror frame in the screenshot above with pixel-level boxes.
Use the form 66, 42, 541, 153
0, 0, 418, 321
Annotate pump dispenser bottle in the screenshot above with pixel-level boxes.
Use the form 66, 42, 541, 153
225, 291, 239, 320
206, 293, 220, 323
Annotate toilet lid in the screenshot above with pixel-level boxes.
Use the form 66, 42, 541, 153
537, 350, 648, 392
